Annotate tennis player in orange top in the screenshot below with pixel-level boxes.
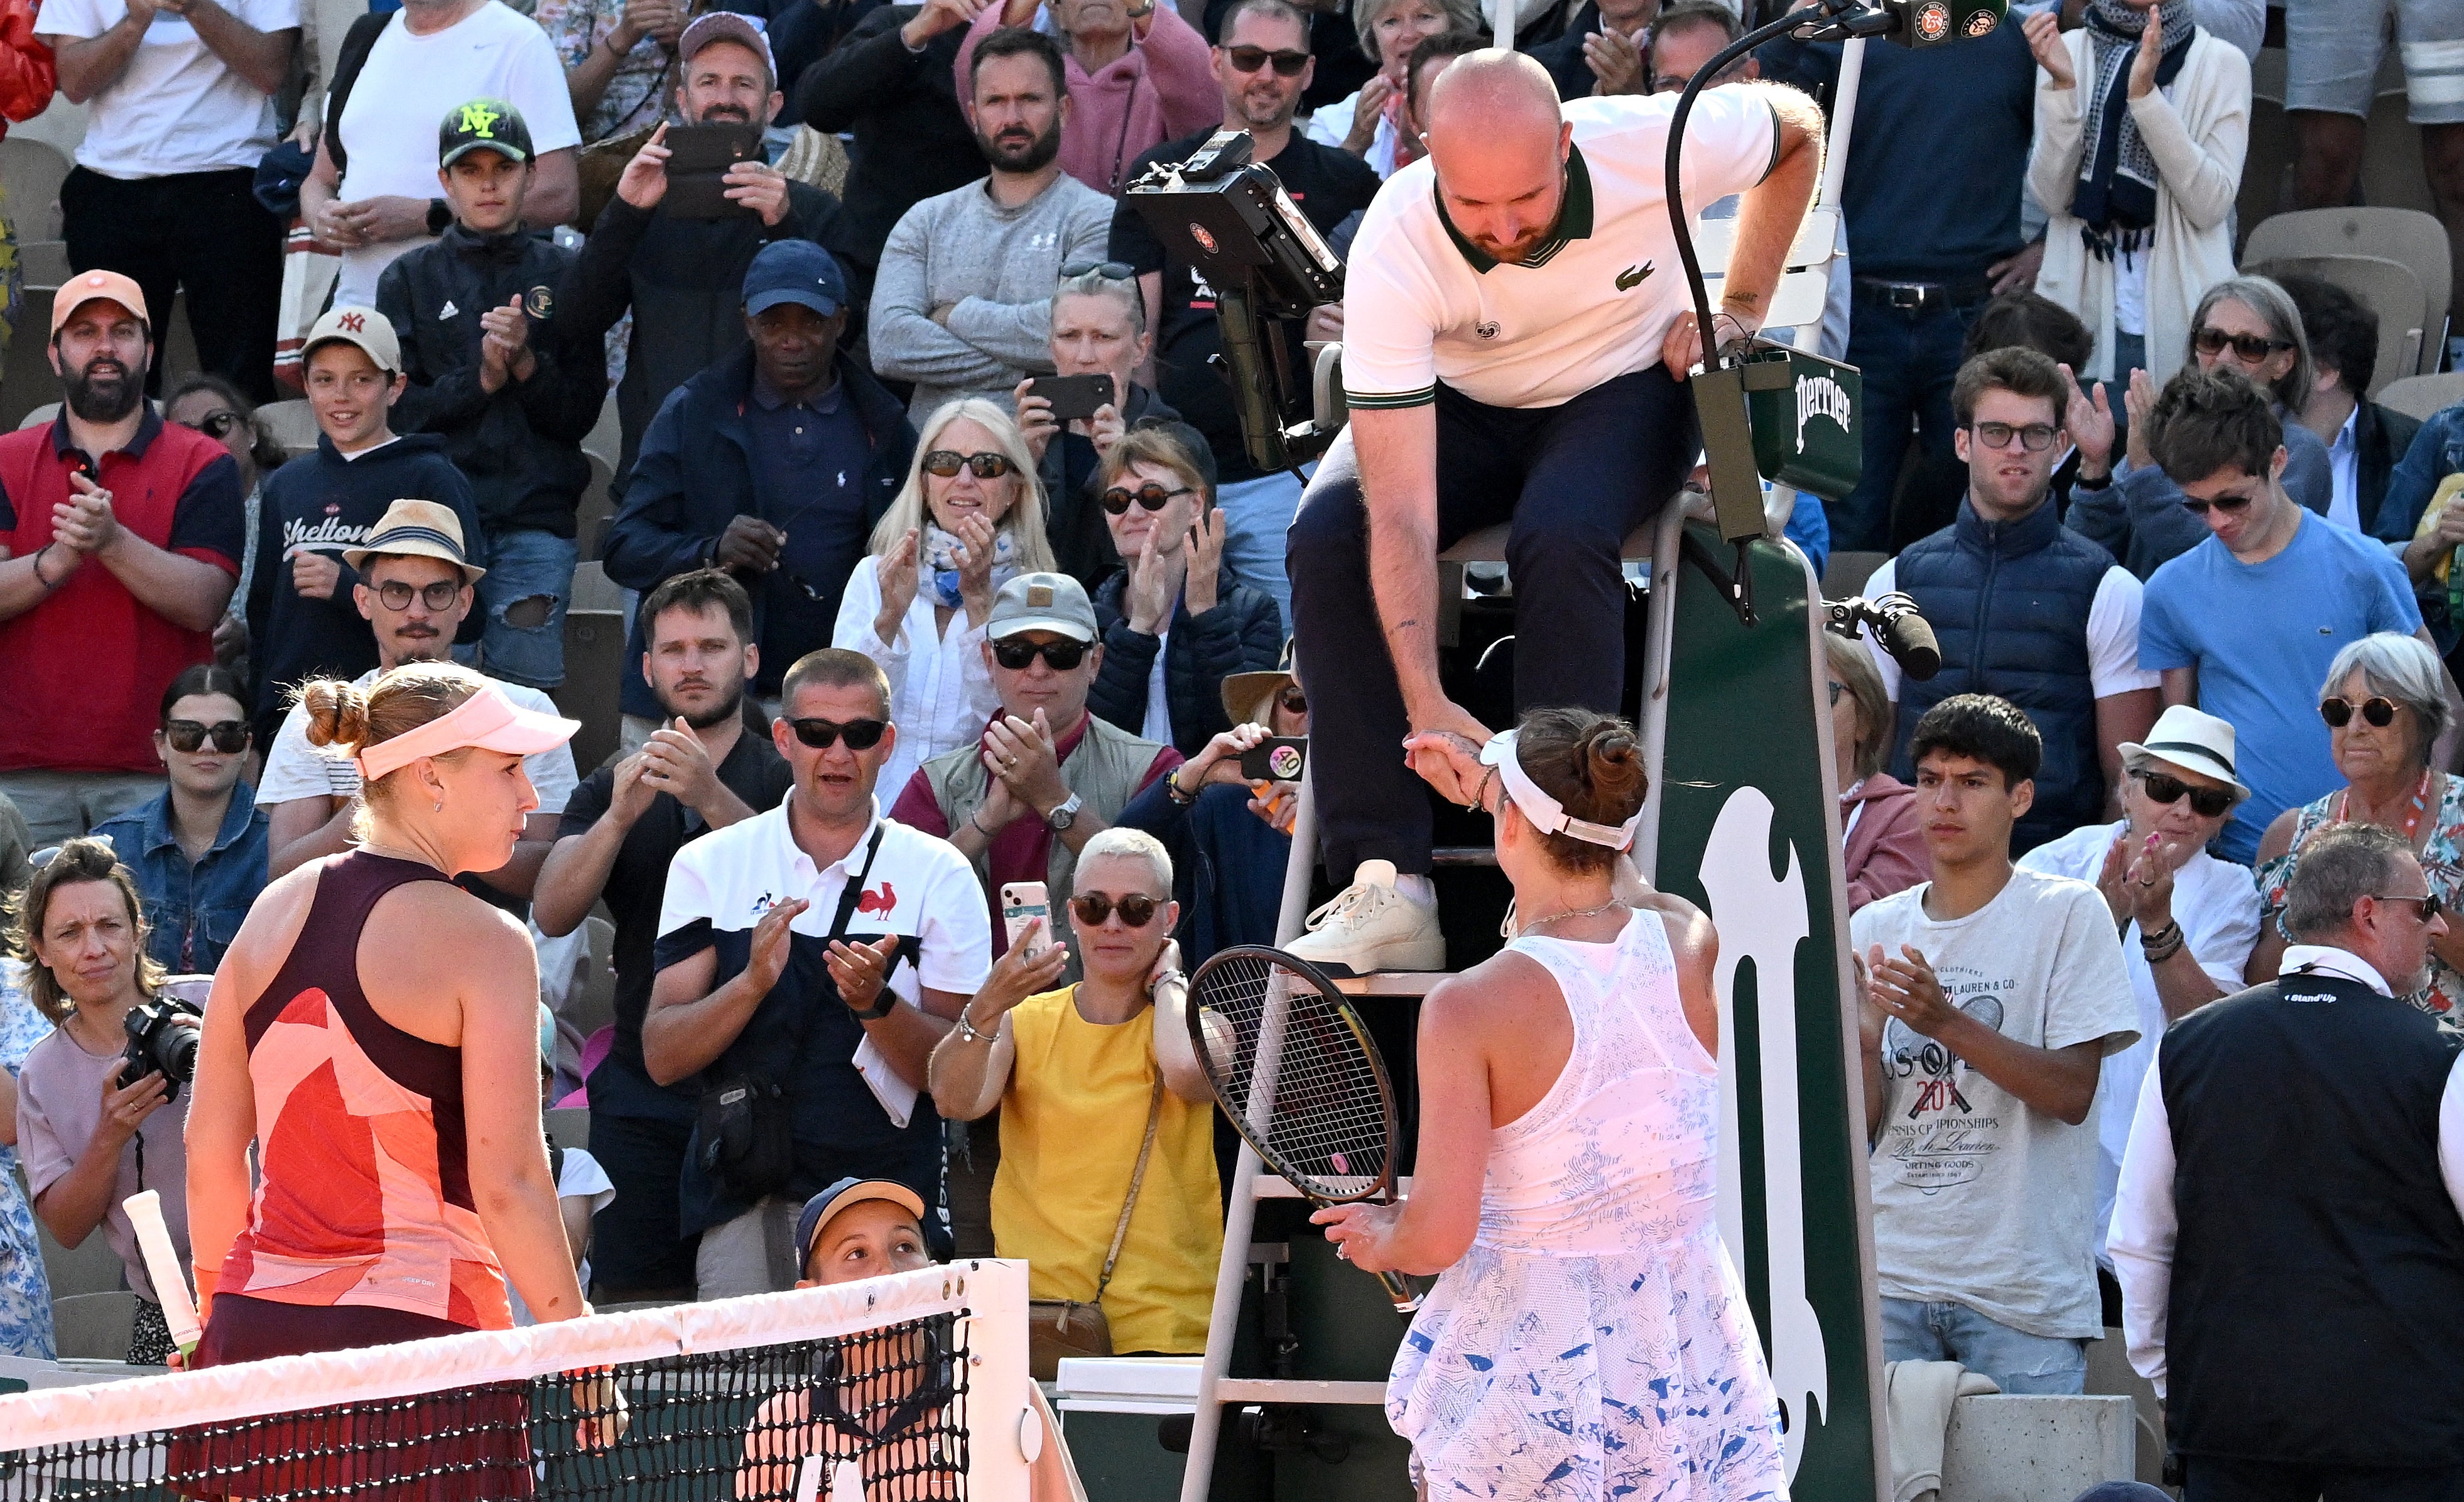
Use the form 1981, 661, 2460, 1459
185, 662, 591, 1356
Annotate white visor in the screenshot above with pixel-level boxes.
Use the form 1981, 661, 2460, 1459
1479, 729, 1644, 851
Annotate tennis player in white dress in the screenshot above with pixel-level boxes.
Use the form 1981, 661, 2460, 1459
1315, 707, 1789, 1502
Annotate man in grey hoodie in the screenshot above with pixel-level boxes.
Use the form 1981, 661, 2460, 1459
868, 25, 1113, 424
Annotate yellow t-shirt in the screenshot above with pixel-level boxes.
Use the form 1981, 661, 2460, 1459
989, 986, 1222, 1355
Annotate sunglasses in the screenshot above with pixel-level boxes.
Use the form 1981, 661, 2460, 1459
1070, 892, 1163, 927
1278, 685, 1307, 714
180, 410, 241, 440
992, 638, 1090, 672
1969, 421, 2058, 453
923, 450, 1014, 480
2193, 326, 2296, 362
2180, 491, 2258, 517
788, 716, 889, 750
163, 719, 248, 753
2372, 891, 2445, 922
374, 578, 464, 612
1224, 43, 1310, 75
2135, 769, 2234, 819
1060, 259, 1136, 280
1102, 483, 1196, 516
2320, 695, 2401, 729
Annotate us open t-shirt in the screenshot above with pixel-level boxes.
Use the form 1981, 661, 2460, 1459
1340, 85, 1781, 412
1851, 866, 2140, 1340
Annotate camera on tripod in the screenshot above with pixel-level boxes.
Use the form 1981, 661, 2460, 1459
119, 995, 203, 1101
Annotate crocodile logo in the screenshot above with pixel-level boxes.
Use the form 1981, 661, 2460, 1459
1615, 263, 1653, 291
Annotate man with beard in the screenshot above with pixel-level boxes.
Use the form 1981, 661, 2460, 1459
561, 14, 866, 514
1107, 0, 1381, 626
257, 499, 578, 901
0, 272, 247, 846
869, 26, 1112, 425
535, 568, 793, 1300
604, 240, 915, 753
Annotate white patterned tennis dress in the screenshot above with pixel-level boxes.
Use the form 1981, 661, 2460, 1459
1386, 910, 1789, 1501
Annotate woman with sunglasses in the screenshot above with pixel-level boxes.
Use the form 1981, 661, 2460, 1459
94, 665, 271, 976
166, 376, 288, 675
2252, 632, 2464, 1027
837, 400, 1061, 797
2081, 276, 2337, 577
926, 826, 1222, 1361
1016, 262, 1179, 583
1825, 631, 1927, 912
1086, 422, 1282, 755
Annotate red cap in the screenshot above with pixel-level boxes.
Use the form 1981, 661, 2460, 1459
51, 269, 148, 337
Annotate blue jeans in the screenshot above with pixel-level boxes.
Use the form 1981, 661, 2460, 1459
1879, 1297, 2088, 1394
1216, 466, 1309, 637
1830, 284, 1985, 552
469, 528, 578, 689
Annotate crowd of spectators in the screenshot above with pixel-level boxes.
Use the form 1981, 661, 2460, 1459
0, 0, 2451, 1488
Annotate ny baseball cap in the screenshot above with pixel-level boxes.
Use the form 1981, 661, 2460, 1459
988, 572, 1097, 643
439, 99, 533, 167
301, 305, 401, 374
681, 9, 777, 76
51, 269, 147, 337
341, 498, 487, 581
795, 1178, 928, 1273
742, 239, 847, 319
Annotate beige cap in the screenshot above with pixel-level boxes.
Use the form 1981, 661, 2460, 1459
342, 498, 486, 580
302, 305, 401, 375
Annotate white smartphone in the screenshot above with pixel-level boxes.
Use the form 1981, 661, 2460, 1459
1001, 881, 1051, 957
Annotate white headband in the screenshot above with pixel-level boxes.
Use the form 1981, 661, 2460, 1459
1479, 729, 1644, 851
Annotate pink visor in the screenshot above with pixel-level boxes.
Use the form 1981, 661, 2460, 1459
354, 680, 579, 784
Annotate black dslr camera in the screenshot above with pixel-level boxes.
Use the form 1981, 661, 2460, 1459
1124, 129, 1345, 475
120, 996, 204, 1101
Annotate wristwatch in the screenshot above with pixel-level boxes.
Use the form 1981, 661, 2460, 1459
426, 197, 452, 236
1045, 792, 1083, 832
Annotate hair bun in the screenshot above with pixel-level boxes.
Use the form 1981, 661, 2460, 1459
298, 679, 371, 749
1580, 724, 1646, 812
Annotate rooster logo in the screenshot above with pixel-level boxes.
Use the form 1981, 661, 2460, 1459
856, 883, 897, 917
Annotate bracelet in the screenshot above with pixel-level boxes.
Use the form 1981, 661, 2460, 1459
28, 543, 58, 592
1166, 766, 1197, 806
844, 986, 899, 1021
2140, 920, 2185, 962
1470, 765, 1497, 814
954, 1008, 997, 1045
969, 808, 996, 839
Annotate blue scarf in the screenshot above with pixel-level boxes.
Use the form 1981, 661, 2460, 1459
923, 524, 1023, 610
2072, 0, 2198, 258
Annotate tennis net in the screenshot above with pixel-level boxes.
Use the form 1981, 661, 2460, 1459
0, 1258, 1033, 1502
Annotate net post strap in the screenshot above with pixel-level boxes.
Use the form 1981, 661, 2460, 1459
0, 1258, 1036, 1468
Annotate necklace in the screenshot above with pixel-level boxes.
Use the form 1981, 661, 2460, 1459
1517, 898, 1627, 933
2337, 768, 2435, 848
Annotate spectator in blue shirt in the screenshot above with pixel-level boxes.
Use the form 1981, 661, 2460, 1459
2136, 367, 2444, 864
93, 665, 269, 976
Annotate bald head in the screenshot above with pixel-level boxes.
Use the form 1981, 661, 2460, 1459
1423, 48, 1569, 265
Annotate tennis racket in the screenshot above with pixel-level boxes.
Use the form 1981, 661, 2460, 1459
1184, 944, 1416, 1311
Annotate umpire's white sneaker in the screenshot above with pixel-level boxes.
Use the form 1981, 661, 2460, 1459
1286, 861, 1445, 974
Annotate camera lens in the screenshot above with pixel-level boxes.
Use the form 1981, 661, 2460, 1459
153, 1020, 200, 1085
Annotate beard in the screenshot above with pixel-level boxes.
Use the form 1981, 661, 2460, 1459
63, 355, 143, 423
697, 99, 754, 123
662, 676, 746, 731
978, 116, 1063, 175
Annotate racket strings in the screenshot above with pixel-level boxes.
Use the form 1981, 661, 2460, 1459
1195, 956, 1392, 1198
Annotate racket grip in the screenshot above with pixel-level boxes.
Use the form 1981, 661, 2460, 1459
124, 1189, 201, 1356
1377, 1270, 1420, 1312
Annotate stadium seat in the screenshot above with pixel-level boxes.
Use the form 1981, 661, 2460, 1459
16, 238, 65, 292
0, 289, 53, 431
1435, 520, 1655, 646
577, 451, 615, 562
34, 1199, 121, 1300
571, 559, 625, 613
0, 137, 70, 242
2245, 207, 2451, 376
48, 1292, 136, 1362
2247, 252, 2428, 395
256, 397, 318, 457
1823, 549, 1889, 597
2375, 371, 2464, 422
545, 1106, 592, 1156
551, 609, 626, 775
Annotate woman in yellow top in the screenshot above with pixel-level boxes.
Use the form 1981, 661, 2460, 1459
927, 826, 1220, 1354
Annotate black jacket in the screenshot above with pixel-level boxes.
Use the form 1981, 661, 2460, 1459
2357, 398, 2426, 536
559, 186, 866, 510
1089, 566, 1283, 756
793, 5, 983, 275
1528, 1, 1605, 101
1039, 382, 1178, 587
376, 225, 605, 539
602, 342, 916, 716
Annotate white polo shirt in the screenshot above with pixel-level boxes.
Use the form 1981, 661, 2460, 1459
1341, 85, 1781, 412
40, 0, 300, 178
654, 795, 992, 1014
